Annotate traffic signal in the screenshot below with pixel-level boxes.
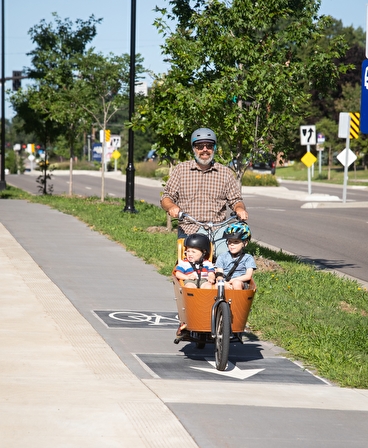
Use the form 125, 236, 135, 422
105, 130, 111, 142
12, 71, 22, 91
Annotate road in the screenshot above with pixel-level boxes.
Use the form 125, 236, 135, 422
6, 171, 368, 286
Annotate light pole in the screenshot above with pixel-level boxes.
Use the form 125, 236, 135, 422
124, 0, 137, 212
0, 0, 6, 191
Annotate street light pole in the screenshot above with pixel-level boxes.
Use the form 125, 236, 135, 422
0, 0, 6, 191
124, 0, 137, 212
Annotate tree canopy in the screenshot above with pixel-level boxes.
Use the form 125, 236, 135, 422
135, 0, 351, 180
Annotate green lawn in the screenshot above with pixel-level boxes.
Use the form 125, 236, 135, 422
277, 163, 368, 186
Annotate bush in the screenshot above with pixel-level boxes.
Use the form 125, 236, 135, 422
50, 160, 100, 171
135, 161, 160, 178
155, 166, 170, 178
242, 171, 279, 186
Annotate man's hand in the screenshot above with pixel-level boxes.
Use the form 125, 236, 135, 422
236, 209, 248, 221
161, 198, 180, 218
167, 205, 180, 218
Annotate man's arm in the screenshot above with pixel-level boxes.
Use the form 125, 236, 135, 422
233, 201, 248, 221
161, 197, 180, 218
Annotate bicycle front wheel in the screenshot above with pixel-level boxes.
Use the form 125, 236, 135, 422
214, 301, 231, 371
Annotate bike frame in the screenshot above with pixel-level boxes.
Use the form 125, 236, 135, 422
178, 211, 238, 259
210, 279, 228, 338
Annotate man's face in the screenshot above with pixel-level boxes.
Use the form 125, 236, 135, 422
193, 141, 215, 166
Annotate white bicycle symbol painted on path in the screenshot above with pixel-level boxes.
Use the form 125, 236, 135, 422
108, 311, 179, 327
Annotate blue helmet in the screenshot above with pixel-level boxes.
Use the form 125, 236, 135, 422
223, 222, 251, 242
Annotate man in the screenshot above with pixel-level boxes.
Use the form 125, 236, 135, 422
161, 127, 248, 255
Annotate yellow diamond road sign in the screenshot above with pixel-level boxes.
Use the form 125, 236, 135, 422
301, 152, 317, 168
111, 150, 121, 160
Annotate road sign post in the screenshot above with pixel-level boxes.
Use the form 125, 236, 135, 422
317, 134, 325, 176
338, 113, 352, 203
300, 125, 316, 194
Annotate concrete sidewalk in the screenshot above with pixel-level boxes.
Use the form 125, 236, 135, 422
0, 221, 197, 447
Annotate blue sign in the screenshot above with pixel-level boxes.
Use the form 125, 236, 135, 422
92, 143, 102, 162
360, 60, 368, 133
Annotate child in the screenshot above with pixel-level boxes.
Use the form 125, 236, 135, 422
215, 222, 256, 290
175, 233, 215, 289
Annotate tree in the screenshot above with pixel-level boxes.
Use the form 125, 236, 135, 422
9, 13, 102, 195
10, 89, 65, 170
135, 0, 349, 184
70, 50, 145, 201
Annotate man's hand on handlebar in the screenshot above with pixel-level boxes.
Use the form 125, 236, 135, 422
236, 209, 248, 221
167, 205, 180, 218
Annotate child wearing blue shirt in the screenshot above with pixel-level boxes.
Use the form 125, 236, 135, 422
215, 222, 256, 290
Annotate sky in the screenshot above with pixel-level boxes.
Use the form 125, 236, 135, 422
2, 0, 368, 117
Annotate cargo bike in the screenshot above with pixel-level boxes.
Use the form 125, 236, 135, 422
172, 212, 257, 371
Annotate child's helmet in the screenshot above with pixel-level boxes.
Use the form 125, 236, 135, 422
184, 233, 211, 258
191, 128, 217, 149
223, 222, 251, 242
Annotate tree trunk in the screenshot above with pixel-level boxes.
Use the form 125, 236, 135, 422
43, 151, 47, 195
69, 141, 74, 197
166, 213, 172, 231
101, 129, 105, 202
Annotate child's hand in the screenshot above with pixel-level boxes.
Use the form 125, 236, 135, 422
208, 273, 216, 284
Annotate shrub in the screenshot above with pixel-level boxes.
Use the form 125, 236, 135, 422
242, 171, 279, 186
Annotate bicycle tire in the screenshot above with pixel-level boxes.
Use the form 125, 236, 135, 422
215, 301, 231, 371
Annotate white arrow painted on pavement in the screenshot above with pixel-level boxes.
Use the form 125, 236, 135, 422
191, 358, 264, 379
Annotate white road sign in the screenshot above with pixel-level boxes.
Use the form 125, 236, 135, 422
300, 125, 316, 145
110, 136, 121, 148
337, 148, 357, 167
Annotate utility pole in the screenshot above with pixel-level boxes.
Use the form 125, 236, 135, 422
124, 0, 137, 212
0, 0, 6, 190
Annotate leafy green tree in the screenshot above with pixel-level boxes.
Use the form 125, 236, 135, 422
9, 13, 102, 194
135, 0, 349, 184
10, 89, 64, 164
70, 50, 145, 200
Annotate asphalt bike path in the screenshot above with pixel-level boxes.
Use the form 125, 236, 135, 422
1, 176, 368, 447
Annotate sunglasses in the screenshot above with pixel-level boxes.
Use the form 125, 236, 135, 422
194, 143, 215, 151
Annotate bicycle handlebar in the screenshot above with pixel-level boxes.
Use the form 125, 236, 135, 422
178, 211, 239, 230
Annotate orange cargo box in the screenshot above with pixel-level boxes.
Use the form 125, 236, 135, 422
172, 275, 256, 333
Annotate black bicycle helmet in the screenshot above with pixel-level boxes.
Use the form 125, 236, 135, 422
191, 128, 217, 148
184, 233, 211, 259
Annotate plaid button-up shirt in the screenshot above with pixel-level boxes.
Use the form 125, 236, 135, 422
161, 160, 244, 234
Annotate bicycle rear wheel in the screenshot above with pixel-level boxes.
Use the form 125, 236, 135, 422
215, 301, 230, 371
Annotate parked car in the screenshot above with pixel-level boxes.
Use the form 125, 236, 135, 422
250, 152, 276, 175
